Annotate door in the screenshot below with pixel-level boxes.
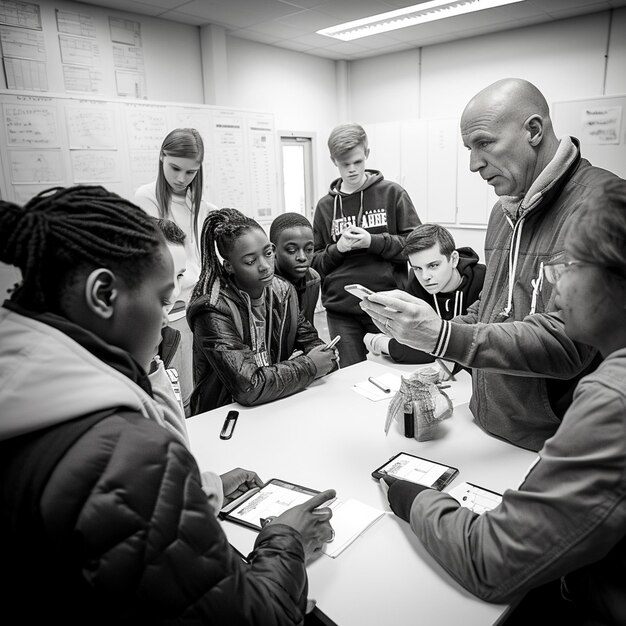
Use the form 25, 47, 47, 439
279, 134, 314, 220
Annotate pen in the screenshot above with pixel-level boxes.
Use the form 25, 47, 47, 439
437, 384, 451, 390
322, 334, 341, 351
437, 358, 456, 381
368, 376, 390, 393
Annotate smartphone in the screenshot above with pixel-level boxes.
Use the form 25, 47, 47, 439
219, 410, 239, 440
344, 284, 374, 300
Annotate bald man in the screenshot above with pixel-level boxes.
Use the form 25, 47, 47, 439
361, 78, 623, 451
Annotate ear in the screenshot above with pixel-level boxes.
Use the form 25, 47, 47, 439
525, 114, 544, 147
223, 259, 234, 275
450, 250, 460, 268
330, 155, 337, 166
364, 147, 370, 159
84, 268, 117, 319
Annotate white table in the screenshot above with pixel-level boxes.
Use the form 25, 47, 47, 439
187, 359, 536, 626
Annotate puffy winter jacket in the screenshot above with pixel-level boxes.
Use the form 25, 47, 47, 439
0, 304, 310, 625
187, 275, 326, 414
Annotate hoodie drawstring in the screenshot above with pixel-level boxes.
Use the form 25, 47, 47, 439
331, 190, 364, 240
529, 261, 544, 315
500, 214, 526, 319
433, 289, 463, 319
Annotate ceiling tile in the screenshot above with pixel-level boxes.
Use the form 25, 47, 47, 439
230, 28, 285, 44
273, 9, 339, 30
238, 20, 309, 38
314, 0, 401, 21
166, 0, 304, 28
66, 0, 625, 60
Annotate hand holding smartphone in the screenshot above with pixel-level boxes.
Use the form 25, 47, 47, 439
344, 284, 373, 300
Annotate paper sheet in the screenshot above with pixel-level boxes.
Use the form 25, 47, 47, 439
323, 498, 385, 558
353, 372, 402, 401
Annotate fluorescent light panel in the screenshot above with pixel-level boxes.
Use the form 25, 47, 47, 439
317, 0, 525, 41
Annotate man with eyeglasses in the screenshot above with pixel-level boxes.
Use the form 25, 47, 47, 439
360, 77, 624, 452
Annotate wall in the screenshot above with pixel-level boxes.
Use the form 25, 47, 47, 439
223, 36, 339, 202
0, 0, 205, 103
347, 8, 626, 259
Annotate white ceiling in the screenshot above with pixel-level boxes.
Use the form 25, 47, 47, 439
78, 0, 626, 60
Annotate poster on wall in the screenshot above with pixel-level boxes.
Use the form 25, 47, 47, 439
0, 92, 278, 220
581, 106, 622, 145
0, 0, 41, 29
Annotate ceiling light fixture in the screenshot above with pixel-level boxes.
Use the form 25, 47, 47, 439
317, 0, 524, 41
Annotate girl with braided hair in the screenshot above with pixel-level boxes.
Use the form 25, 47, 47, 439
187, 207, 338, 414
135, 128, 218, 415
0, 186, 335, 625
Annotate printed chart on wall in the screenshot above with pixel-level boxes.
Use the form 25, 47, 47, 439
553, 95, 626, 179
0, 90, 279, 217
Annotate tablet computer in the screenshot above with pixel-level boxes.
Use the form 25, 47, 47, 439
220, 478, 320, 531
372, 452, 459, 491
447, 481, 502, 514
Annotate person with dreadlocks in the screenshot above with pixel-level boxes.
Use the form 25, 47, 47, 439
187, 208, 339, 415
0, 186, 336, 625
135, 128, 217, 416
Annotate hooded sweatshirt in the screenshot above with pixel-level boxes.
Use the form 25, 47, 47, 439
313, 169, 420, 317
387, 247, 485, 364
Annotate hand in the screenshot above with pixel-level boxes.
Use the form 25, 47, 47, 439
272, 489, 336, 563
383, 476, 430, 523
345, 226, 371, 249
336, 226, 370, 252
359, 290, 442, 353
307, 344, 339, 378
363, 332, 390, 356
220, 467, 264, 505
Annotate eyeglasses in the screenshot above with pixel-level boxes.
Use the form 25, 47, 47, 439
542, 260, 596, 284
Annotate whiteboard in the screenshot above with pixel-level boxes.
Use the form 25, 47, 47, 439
552, 94, 626, 179
0, 90, 279, 222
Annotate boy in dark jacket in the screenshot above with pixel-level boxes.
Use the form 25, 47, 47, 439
270, 212, 321, 327
312, 122, 420, 367
364, 223, 485, 364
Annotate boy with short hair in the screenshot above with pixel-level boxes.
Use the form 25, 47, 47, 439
269, 212, 320, 326
313, 122, 420, 367
364, 223, 485, 364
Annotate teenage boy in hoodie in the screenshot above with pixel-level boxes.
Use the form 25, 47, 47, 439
312, 122, 420, 367
364, 223, 485, 364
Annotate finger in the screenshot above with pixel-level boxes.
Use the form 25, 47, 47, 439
382, 474, 399, 487
325, 523, 335, 543
304, 489, 337, 511
311, 506, 333, 522
248, 473, 264, 489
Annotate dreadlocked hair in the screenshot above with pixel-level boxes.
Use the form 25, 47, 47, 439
0, 185, 165, 312
191, 208, 263, 306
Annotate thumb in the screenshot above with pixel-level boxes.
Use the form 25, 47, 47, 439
304, 489, 336, 511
